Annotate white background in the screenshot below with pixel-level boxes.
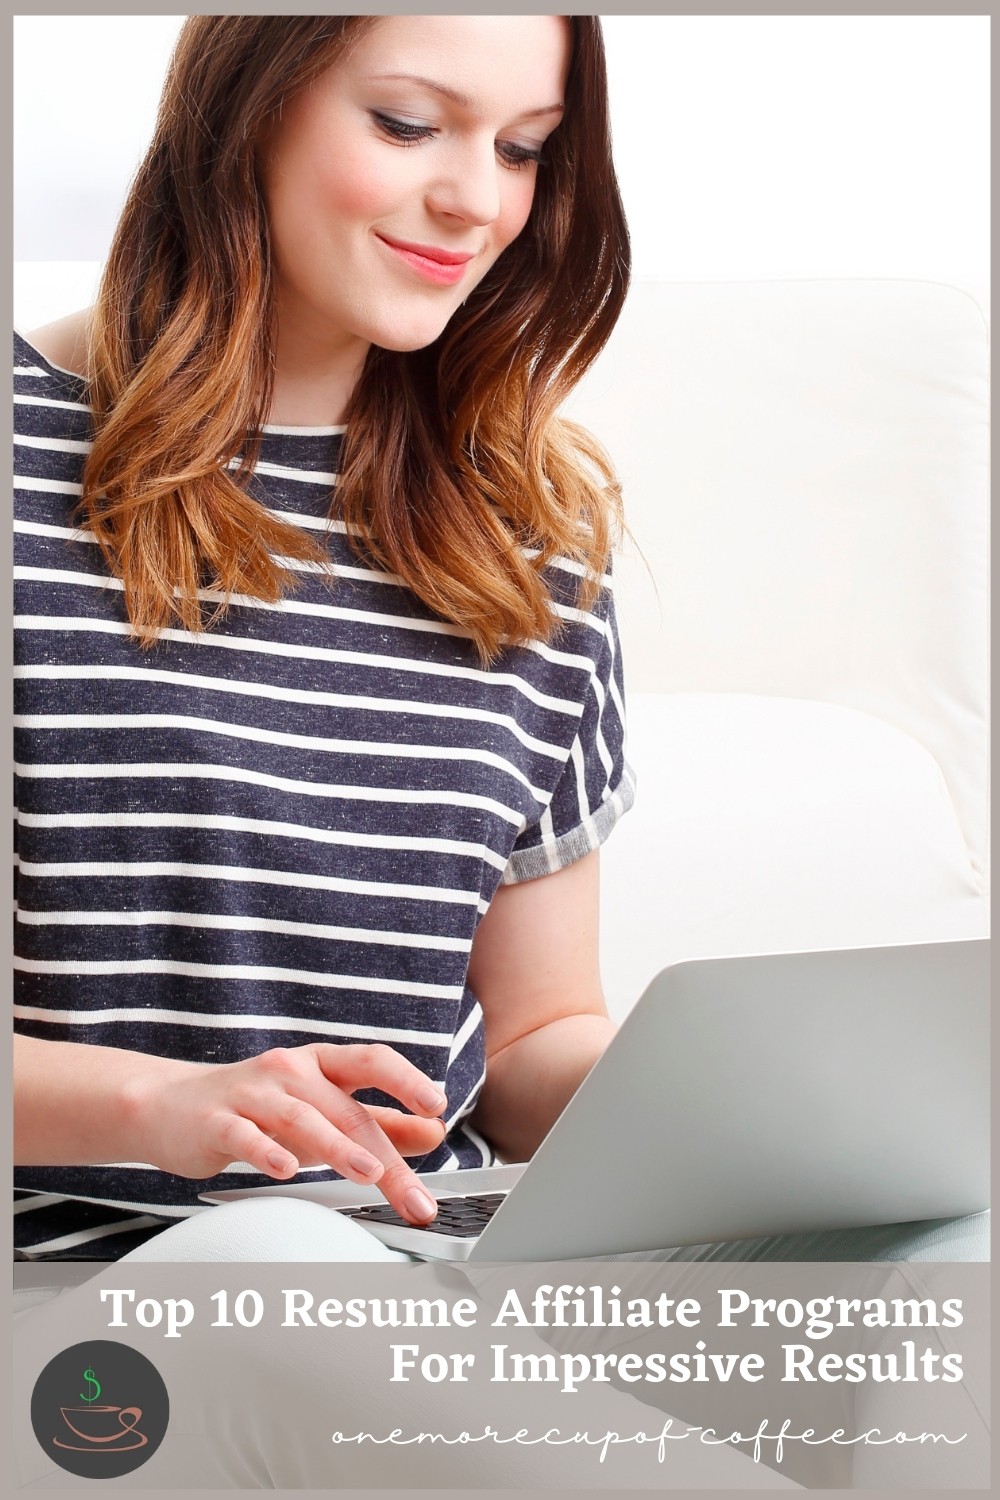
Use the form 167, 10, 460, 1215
13, 13, 990, 322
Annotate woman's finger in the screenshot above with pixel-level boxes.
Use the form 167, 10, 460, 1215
366, 1106, 447, 1156
250, 1089, 438, 1223
206, 1111, 301, 1181
313, 1043, 447, 1117
255, 1092, 390, 1181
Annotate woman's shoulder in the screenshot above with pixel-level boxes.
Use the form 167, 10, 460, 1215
14, 310, 95, 465
17, 306, 92, 380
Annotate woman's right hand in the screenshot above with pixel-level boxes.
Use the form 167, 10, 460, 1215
129, 1043, 448, 1224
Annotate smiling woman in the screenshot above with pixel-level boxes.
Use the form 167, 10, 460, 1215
260, 16, 570, 406
70, 14, 627, 657
13, 14, 635, 1263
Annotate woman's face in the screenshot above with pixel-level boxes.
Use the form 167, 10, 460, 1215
260, 14, 570, 365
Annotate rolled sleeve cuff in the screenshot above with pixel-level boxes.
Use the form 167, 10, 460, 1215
500, 761, 637, 886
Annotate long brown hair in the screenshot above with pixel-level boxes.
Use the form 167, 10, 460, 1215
81, 16, 631, 662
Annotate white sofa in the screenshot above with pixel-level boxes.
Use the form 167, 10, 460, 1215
561, 279, 990, 1019
14, 269, 990, 1024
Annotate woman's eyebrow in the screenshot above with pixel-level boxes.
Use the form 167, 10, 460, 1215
367, 72, 564, 120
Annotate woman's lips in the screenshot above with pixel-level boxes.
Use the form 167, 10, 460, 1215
376, 234, 474, 287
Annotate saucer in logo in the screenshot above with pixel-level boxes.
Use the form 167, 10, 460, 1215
31, 1339, 169, 1478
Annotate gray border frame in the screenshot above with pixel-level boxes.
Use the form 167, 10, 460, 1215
5, 4, 993, 1496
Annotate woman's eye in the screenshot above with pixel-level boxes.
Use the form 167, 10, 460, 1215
370, 111, 544, 170
497, 141, 544, 172
370, 111, 435, 145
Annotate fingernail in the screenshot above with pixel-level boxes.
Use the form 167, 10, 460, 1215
415, 1085, 447, 1112
268, 1150, 295, 1174
404, 1187, 437, 1223
349, 1151, 383, 1180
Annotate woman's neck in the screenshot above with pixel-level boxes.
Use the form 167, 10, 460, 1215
267, 300, 370, 426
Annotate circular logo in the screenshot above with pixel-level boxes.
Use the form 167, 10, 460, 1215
31, 1339, 169, 1478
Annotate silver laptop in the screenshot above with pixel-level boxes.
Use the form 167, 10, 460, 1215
203, 939, 989, 1261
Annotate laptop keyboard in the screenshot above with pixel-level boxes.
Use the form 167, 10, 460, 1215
340, 1191, 508, 1238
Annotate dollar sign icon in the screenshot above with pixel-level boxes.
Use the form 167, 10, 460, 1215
80, 1367, 101, 1405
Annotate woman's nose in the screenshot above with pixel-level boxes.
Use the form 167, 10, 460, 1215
425, 138, 502, 227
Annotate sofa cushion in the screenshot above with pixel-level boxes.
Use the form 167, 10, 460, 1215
601, 692, 987, 1020
564, 280, 990, 886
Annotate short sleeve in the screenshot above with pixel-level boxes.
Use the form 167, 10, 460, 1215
500, 586, 636, 885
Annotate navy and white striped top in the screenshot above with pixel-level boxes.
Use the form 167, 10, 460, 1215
13, 329, 635, 1259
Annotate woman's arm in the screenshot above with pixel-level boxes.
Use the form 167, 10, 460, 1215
14, 1034, 448, 1222
467, 848, 616, 1162
14, 1034, 182, 1165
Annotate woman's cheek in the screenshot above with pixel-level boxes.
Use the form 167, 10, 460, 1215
317, 143, 406, 221
498, 179, 539, 249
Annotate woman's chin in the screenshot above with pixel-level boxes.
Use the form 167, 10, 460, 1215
372, 329, 454, 356
364, 305, 467, 356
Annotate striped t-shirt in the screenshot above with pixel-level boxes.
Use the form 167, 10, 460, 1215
13, 329, 635, 1259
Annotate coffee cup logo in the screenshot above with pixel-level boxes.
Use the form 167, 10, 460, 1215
31, 1340, 168, 1478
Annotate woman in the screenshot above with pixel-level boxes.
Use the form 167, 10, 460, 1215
14, 14, 635, 1261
